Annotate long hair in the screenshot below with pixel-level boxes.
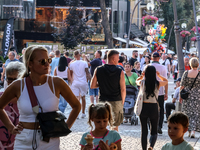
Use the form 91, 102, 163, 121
144, 65, 159, 99
58, 56, 68, 72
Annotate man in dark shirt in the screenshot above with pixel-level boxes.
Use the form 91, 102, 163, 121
86, 51, 102, 103
129, 50, 138, 68
64, 51, 72, 65
90, 50, 126, 131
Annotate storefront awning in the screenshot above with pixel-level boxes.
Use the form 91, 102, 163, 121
130, 24, 145, 38
113, 37, 147, 47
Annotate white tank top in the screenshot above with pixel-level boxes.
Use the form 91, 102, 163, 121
56, 67, 68, 78
17, 76, 59, 122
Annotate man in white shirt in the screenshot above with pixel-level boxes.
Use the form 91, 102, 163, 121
69, 50, 91, 118
151, 52, 168, 134
159, 54, 171, 78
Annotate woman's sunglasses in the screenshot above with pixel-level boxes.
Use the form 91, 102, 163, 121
38, 58, 52, 65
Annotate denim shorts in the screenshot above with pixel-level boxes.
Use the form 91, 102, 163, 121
88, 81, 99, 96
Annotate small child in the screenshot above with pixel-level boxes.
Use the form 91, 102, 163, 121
80, 102, 122, 150
161, 112, 194, 150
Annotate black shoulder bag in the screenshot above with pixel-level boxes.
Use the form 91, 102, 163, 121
125, 74, 138, 95
180, 72, 199, 99
26, 76, 71, 145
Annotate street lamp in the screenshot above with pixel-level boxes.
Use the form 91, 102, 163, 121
181, 23, 187, 29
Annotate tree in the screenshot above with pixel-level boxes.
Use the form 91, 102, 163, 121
99, 0, 113, 48
52, 0, 93, 49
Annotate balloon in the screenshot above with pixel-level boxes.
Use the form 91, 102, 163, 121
160, 33, 166, 39
154, 21, 158, 29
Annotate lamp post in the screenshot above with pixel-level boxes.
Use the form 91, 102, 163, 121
181, 23, 188, 55
172, 0, 185, 78
192, 0, 200, 60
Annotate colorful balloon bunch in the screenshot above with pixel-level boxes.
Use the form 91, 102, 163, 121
147, 22, 167, 54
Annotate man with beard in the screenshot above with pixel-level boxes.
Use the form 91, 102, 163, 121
129, 50, 138, 69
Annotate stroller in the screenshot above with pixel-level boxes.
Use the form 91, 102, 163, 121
123, 85, 139, 125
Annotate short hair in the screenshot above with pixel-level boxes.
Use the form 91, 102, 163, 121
64, 51, 69, 56
74, 50, 80, 56
168, 112, 189, 128
97, 50, 102, 57
6, 61, 26, 79
107, 50, 119, 59
49, 52, 55, 57
132, 50, 138, 54
124, 62, 131, 67
55, 50, 60, 56
118, 56, 124, 63
121, 52, 124, 55
9, 51, 15, 57
189, 57, 199, 68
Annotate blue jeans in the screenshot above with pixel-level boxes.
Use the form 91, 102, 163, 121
58, 80, 68, 113
88, 81, 99, 96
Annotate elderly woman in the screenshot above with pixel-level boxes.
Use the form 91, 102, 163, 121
0, 61, 25, 150
0, 45, 81, 149
180, 57, 200, 138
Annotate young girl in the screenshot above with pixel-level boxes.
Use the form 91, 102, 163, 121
80, 103, 122, 150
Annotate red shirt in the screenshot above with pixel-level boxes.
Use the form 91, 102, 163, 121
185, 65, 191, 70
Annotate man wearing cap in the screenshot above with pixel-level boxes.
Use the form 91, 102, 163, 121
151, 52, 168, 134
164, 77, 181, 123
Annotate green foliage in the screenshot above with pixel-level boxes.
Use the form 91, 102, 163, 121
158, 0, 195, 53
52, 0, 93, 50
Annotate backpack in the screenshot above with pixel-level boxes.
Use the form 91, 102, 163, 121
162, 59, 167, 66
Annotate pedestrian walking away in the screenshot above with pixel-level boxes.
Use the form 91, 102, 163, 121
91, 50, 126, 131
151, 52, 168, 134
0, 45, 81, 150
136, 65, 168, 150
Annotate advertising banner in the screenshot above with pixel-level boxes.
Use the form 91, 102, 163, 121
1, 17, 15, 58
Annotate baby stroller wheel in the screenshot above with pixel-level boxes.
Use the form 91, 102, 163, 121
134, 118, 138, 125
131, 116, 135, 125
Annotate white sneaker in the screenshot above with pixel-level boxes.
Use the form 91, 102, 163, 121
81, 113, 86, 118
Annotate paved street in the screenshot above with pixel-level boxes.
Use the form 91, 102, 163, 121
60, 76, 200, 150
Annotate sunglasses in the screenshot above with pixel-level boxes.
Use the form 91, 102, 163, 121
6, 77, 17, 84
38, 58, 52, 65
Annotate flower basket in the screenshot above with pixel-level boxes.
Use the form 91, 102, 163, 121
191, 37, 197, 41
142, 15, 158, 26
191, 26, 200, 33
180, 30, 191, 38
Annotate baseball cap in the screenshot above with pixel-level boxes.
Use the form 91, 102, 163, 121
175, 77, 181, 82
152, 52, 160, 57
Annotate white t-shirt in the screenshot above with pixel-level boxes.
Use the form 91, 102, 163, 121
69, 60, 88, 83
174, 87, 180, 106
151, 62, 168, 96
159, 59, 170, 72
173, 60, 178, 73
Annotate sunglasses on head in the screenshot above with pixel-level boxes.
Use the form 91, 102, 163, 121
38, 58, 52, 65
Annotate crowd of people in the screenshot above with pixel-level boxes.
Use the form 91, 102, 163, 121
0, 45, 198, 150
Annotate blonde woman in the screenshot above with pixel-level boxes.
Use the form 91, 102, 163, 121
180, 57, 200, 138
0, 45, 81, 149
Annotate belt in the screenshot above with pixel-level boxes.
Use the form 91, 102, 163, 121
143, 101, 156, 103
21, 122, 40, 130
63, 78, 68, 80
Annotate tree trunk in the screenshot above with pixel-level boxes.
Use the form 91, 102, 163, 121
99, 0, 113, 48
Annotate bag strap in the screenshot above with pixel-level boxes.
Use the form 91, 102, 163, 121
26, 76, 43, 113
125, 73, 133, 86
95, 130, 109, 150
189, 72, 199, 90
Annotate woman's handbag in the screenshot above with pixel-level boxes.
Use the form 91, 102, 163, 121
26, 76, 71, 143
134, 80, 145, 116
180, 72, 199, 99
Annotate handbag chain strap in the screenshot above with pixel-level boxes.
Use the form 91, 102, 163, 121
189, 72, 199, 90
125, 73, 133, 86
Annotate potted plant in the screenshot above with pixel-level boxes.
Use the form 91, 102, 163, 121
191, 36, 197, 41
180, 30, 191, 38
142, 15, 158, 26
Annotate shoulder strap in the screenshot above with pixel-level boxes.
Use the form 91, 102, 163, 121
190, 72, 199, 90
125, 74, 133, 86
25, 76, 42, 113
95, 130, 109, 150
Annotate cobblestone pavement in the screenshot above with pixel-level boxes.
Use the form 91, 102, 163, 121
60, 76, 200, 150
